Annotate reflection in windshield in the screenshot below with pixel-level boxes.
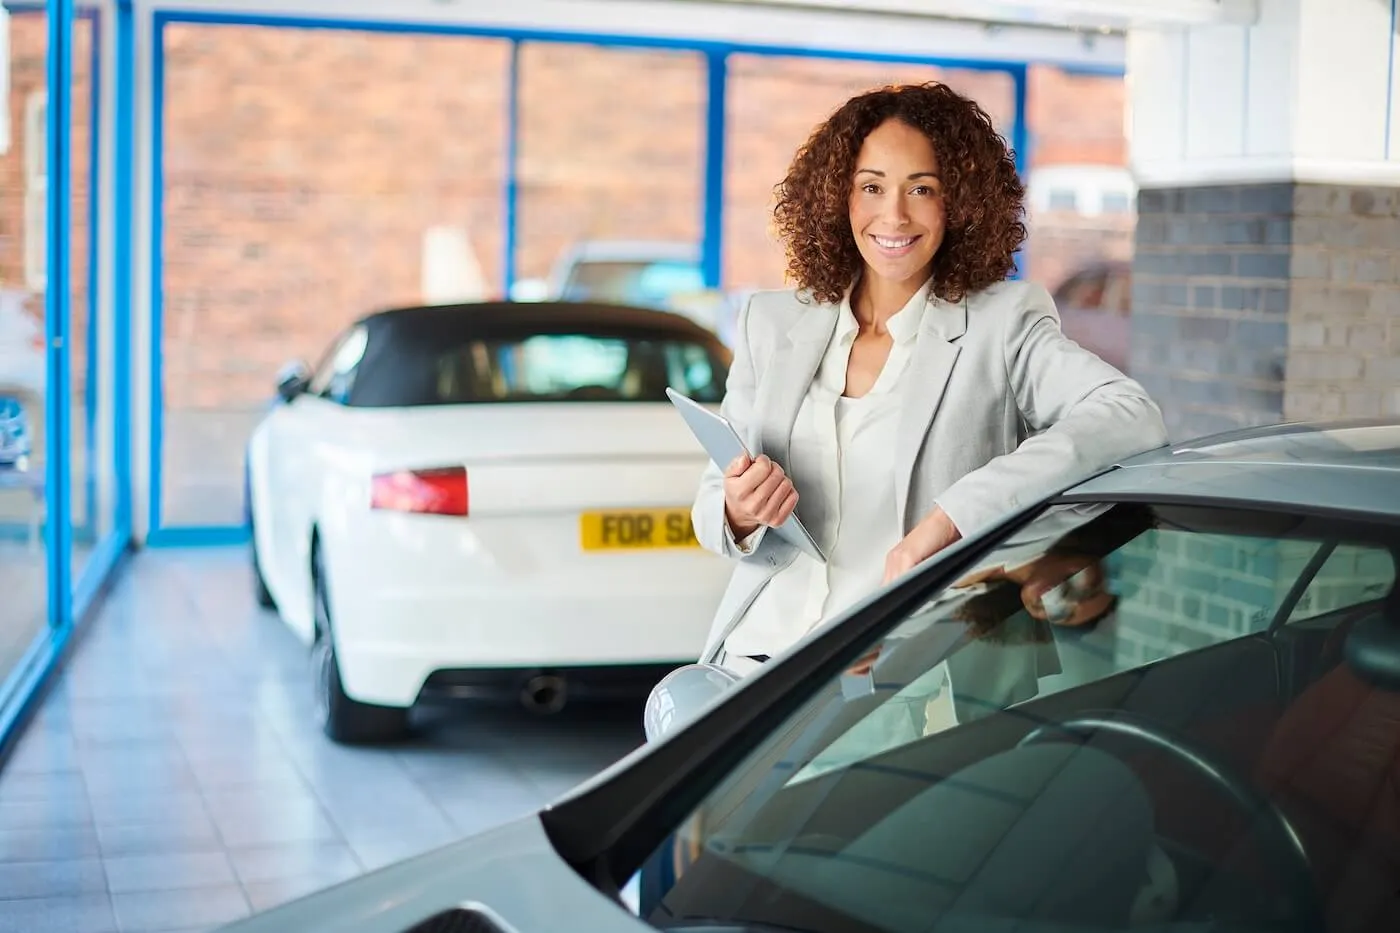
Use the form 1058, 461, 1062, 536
646, 500, 1400, 933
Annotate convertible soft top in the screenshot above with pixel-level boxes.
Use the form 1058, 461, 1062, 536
356, 299, 726, 345
345, 300, 730, 408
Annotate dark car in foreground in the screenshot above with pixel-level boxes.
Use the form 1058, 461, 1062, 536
219, 418, 1400, 933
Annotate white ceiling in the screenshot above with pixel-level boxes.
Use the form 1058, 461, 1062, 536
140, 0, 1131, 70
702, 0, 1260, 30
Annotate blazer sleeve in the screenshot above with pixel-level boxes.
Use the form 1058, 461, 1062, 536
934, 283, 1169, 539
692, 295, 773, 560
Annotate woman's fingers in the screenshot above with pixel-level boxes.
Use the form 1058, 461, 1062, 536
757, 485, 798, 526
733, 459, 795, 525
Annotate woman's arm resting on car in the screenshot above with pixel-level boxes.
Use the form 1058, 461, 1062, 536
893, 284, 1168, 574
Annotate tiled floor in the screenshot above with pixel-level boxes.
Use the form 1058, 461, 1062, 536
0, 549, 647, 932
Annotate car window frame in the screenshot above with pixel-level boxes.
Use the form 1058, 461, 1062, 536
306, 324, 369, 405
306, 330, 350, 398
539, 492, 1400, 904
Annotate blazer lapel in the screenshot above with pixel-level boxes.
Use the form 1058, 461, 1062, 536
894, 295, 968, 529
754, 301, 840, 468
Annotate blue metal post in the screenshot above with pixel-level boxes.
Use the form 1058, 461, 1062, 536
503, 39, 520, 297
45, 0, 75, 629
148, 14, 166, 536
1008, 63, 1030, 280
701, 50, 728, 290
82, 9, 101, 546
114, 0, 134, 540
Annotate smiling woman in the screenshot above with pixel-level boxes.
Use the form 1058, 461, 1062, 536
690, 82, 1167, 691
773, 81, 1025, 307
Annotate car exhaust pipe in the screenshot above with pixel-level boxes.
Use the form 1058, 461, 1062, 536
521, 674, 567, 715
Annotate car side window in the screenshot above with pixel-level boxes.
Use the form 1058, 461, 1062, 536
308, 326, 368, 405
1284, 542, 1397, 624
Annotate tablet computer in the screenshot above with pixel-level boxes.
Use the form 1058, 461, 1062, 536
666, 387, 827, 564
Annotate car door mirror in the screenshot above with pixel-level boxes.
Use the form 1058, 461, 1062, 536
643, 663, 742, 742
275, 360, 311, 402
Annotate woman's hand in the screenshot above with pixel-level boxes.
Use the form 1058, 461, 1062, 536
723, 454, 798, 539
884, 506, 962, 585
1018, 558, 1113, 628
845, 646, 882, 676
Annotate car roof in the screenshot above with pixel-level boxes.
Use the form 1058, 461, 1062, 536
1065, 418, 1400, 520
356, 299, 722, 343
559, 239, 699, 264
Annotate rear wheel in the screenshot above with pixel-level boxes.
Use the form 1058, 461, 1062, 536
250, 522, 276, 610
310, 542, 410, 744
246, 461, 276, 610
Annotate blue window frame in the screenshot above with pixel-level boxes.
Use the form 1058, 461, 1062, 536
0, 0, 135, 753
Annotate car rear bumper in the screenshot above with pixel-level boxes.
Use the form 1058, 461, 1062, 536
333, 582, 725, 707
324, 515, 731, 706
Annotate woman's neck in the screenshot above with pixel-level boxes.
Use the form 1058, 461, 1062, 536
852, 270, 927, 333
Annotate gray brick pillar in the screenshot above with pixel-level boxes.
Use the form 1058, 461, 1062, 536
1130, 183, 1400, 442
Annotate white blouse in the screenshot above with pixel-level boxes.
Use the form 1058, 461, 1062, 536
722, 279, 930, 660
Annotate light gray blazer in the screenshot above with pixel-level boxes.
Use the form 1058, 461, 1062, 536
691, 279, 1169, 661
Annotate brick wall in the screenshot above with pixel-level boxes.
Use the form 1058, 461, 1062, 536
1131, 182, 1400, 442
159, 25, 512, 412
515, 44, 704, 284
1026, 64, 1127, 167
1285, 185, 1400, 421
1130, 184, 1294, 440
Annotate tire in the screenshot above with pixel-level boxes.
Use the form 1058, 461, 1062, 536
310, 543, 410, 745
251, 527, 277, 610
246, 462, 276, 610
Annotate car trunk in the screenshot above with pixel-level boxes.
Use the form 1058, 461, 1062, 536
348, 402, 717, 571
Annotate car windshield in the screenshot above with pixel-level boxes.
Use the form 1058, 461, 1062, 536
641, 500, 1400, 933
348, 323, 729, 407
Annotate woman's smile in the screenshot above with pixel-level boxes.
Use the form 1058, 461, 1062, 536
870, 233, 922, 256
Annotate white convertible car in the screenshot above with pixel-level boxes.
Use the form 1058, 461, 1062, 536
245, 300, 736, 744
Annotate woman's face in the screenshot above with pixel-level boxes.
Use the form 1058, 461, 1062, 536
848, 118, 946, 289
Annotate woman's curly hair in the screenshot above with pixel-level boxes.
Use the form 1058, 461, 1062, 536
773, 82, 1027, 305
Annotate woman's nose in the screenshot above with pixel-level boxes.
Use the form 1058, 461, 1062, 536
883, 195, 911, 225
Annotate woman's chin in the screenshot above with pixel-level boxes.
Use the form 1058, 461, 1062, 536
862, 257, 934, 286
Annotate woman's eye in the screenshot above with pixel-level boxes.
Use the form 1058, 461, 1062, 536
862, 184, 881, 195
911, 185, 936, 197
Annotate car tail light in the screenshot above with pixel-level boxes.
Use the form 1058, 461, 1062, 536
370, 467, 468, 516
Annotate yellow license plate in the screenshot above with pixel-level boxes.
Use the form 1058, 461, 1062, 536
580, 508, 700, 551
